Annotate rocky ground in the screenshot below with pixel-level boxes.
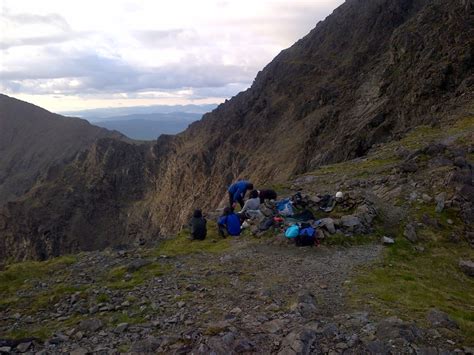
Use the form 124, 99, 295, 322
1, 237, 471, 355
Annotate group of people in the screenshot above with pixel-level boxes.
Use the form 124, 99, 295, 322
189, 180, 277, 240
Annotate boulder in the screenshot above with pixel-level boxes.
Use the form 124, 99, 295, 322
403, 223, 418, 243
261, 319, 287, 334
435, 192, 446, 213
260, 205, 274, 217
399, 160, 418, 173
426, 309, 458, 329
278, 329, 317, 355
382, 236, 395, 245
130, 336, 161, 353
16, 342, 31, 353
459, 259, 474, 277
340, 215, 361, 228
78, 318, 103, 333
234, 339, 256, 353
319, 218, 336, 234
126, 259, 151, 273
453, 156, 468, 168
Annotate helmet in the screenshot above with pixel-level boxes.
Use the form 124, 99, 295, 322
335, 191, 344, 199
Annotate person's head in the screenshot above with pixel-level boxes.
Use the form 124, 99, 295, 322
247, 183, 254, 190
193, 209, 202, 218
249, 190, 259, 199
223, 207, 233, 216
335, 191, 344, 201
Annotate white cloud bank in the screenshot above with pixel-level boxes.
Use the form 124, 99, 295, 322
0, 0, 344, 112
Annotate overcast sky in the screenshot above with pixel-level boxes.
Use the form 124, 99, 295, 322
0, 0, 344, 112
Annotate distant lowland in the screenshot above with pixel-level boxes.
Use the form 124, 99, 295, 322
61, 104, 217, 140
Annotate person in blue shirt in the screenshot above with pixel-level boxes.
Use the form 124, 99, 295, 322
218, 207, 241, 237
228, 180, 253, 208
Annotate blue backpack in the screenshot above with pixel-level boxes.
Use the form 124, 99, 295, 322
277, 199, 294, 216
285, 224, 300, 238
296, 226, 317, 246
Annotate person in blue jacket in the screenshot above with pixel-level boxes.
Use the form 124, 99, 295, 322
228, 180, 253, 208
218, 207, 241, 237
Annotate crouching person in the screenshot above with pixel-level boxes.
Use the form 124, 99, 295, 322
190, 209, 207, 240
239, 190, 263, 221
218, 207, 241, 238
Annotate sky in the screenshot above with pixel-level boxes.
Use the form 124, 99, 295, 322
0, 0, 344, 113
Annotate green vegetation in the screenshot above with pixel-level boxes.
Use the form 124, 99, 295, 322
105, 263, 171, 290
351, 238, 474, 344
153, 221, 231, 257
323, 233, 378, 247
4, 314, 86, 340
0, 255, 77, 294
0, 255, 78, 310
96, 293, 110, 303
30, 284, 86, 313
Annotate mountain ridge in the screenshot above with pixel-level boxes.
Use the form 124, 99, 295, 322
0, 94, 122, 204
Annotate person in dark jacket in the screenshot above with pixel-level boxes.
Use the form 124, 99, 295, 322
259, 189, 277, 204
189, 209, 207, 240
228, 180, 253, 208
218, 207, 241, 237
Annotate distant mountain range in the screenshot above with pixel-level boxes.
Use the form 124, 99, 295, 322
62, 104, 217, 121
92, 112, 203, 140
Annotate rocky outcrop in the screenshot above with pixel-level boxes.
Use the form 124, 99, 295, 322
1, 0, 473, 261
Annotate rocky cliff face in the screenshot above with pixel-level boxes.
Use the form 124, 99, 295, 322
1, 0, 473, 261
0, 94, 120, 204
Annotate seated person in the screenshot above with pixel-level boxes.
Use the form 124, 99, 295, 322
258, 189, 277, 204
239, 190, 262, 220
228, 180, 253, 208
218, 207, 241, 237
189, 209, 207, 240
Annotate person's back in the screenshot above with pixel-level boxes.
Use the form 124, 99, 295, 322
190, 210, 207, 240
241, 190, 260, 213
218, 207, 241, 236
228, 180, 253, 208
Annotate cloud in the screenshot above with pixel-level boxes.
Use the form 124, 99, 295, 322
133, 29, 198, 47
0, 33, 79, 50
2, 11, 71, 31
0, 0, 344, 111
0, 9, 77, 49
0, 49, 257, 95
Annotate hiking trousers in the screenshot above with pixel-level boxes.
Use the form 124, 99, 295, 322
228, 192, 244, 208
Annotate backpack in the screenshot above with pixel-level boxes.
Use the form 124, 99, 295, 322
259, 218, 274, 231
285, 224, 300, 238
295, 226, 317, 246
276, 199, 294, 217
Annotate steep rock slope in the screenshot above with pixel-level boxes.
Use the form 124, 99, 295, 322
147, 0, 473, 231
0, 95, 120, 203
0, 0, 473, 261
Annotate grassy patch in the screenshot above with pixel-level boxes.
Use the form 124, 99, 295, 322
0, 255, 78, 310
153, 221, 231, 257
351, 238, 474, 345
109, 311, 147, 326
309, 157, 399, 177
0, 255, 77, 294
30, 284, 86, 313
3, 314, 86, 340
105, 262, 171, 290
323, 233, 378, 247
96, 293, 110, 303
